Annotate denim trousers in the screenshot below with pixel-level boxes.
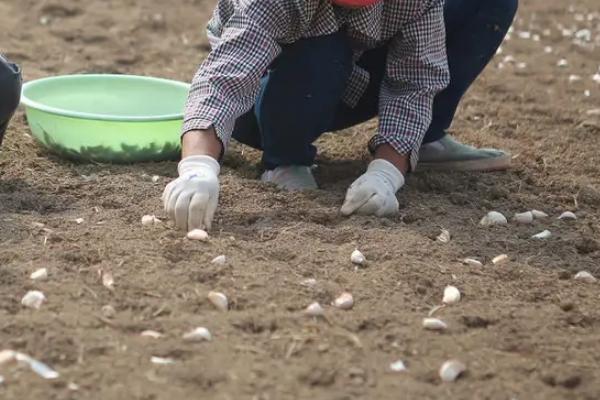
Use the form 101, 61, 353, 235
0, 55, 22, 145
232, 0, 518, 169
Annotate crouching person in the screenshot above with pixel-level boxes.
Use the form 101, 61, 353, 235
164, 0, 518, 231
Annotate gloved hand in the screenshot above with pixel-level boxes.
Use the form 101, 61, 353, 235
162, 155, 220, 231
340, 159, 405, 217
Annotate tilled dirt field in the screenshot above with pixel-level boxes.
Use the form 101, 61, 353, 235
1, 0, 600, 399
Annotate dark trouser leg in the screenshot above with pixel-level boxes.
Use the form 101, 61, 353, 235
423, 0, 519, 143
0, 55, 22, 146
232, 32, 353, 169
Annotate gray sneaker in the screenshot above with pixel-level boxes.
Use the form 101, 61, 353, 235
418, 135, 511, 172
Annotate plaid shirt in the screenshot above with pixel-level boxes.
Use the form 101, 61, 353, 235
183, 0, 450, 170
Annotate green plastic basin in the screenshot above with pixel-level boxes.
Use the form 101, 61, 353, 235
21, 74, 190, 163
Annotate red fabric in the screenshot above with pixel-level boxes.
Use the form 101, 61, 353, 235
331, 0, 381, 7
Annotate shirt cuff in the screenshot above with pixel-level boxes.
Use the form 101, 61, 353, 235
368, 134, 420, 173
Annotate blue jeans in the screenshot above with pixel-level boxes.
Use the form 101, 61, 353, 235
0, 55, 21, 146
232, 0, 518, 169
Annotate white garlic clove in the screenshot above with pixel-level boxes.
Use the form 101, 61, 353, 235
531, 230, 551, 239
513, 211, 534, 224
305, 302, 324, 317
442, 286, 461, 305
101, 305, 116, 319
211, 255, 226, 265
151, 175, 160, 183
141, 215, 160, 226
531, 210, 548, 219
389, 360, 407, 372
182, 327, 212, 342
74, 218, 84, 225
21, 291, 46, 309
187, 229, 209, 241
480, 211, 508, 226
462, 258, 483, 267
574, 271, 597, 283
439, 360, 466, 382
558, 211, 577, 220
350, 249, 366, 266
422, 318, 448, 331
151, 356, 175, 365
100, 270, 115, 289
207, 291, 229, 311
30, 268, 48, 280
436, 229, 451, 243
492, 254, 508, 265
333, 292, 354, 310
141, 330, 164, 339
300, 278, 317, 287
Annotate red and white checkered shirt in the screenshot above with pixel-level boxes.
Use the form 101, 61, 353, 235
183, 0, 450, 169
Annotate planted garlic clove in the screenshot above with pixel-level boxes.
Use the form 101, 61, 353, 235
151, 356, 175, 365
350, 249, 366, 266
492, 254, 508, 265
211, 255, 226, 265
531, 210, 548, 219
558, 211, 577, 220
422, 318, 448, 331
305, 302, 324, 317
21, 291, 46, 309
187, 229, 209, 242
462, 258, 483, 267
531, 230, 551, 239
574, 271, 597, 283
183, 327, 212, 342
442, 286, 461, 305
101, 305, 116, 319
30, 268, 48, 280
513, 211, 534, 224
436, 229, 451, 243
100, 270, 115, 289
300, 278, 317, 287
333, 292, 354, 310
207, 291, 229, 311
389, 360, 407, 372
75, 218, 85, 225
151, 175, 160, 183
141, 330, 164, 339
480, 211, 507, 226
141, 215, 159, 226
439, 360, 466, 382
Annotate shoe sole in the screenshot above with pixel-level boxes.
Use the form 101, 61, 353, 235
416, 154, 512, 172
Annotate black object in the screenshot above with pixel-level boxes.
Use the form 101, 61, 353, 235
0, 54, 22, 146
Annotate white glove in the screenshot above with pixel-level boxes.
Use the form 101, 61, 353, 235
162, 155, 220, 231
340, 159, 405, 217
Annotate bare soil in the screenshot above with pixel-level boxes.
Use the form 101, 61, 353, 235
1, 0, 600, 399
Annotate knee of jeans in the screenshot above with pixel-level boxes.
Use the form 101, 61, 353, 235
484, 0, 519, 30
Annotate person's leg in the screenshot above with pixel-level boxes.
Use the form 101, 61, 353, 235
0, 55, 22, 146
419, 0, 518, 171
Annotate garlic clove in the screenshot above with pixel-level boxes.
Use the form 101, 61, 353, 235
350, 249, 366, 266
574, 271, 597, 283
492, 254, 508, 265
439, 360, 466, 382
101, 305, 116, 319
558, 211, 577, 220
211, 255, 226, 265
480, 211, 508, 226
100, 270, 115, 289
531, 210, 548, 219
436, 229, 451, 243
300, 278, 317, 287
141, 330, 164, 339
422, 318, 448, 331
74, 218, 85, 225
151, 175, 160, 183
389, 360, 407, 372
442, 286, 461, 305
21, 291, 46, 309
141, 215, 158, 226
305, 302, 324, 317
333, 292, 354, 310
531, 230, 551, 239
207, 291, 229, 311
513, 211, 534, 224
187, 229, 209, 241
462, 258, 483, 267
151, 356, 175, 365
182, 327, 212, 342
30, 268, 48, 280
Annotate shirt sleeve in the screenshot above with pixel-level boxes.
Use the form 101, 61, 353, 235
182, 1, 309, 150
368, 0, 450, 171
